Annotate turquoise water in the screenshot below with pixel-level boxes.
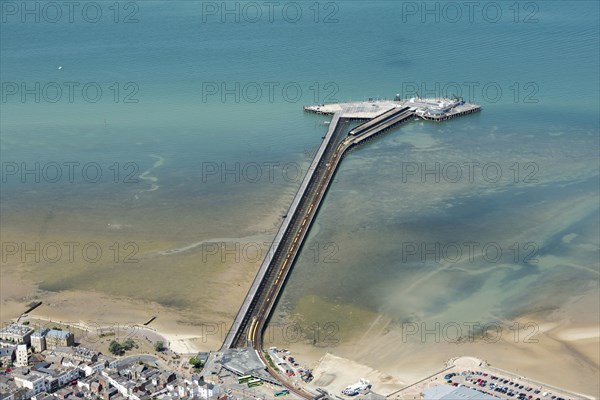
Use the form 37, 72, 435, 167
1, 0, 599, 365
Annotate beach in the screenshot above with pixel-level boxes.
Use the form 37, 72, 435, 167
0, 182, 301, 354
266, 305, 599, 397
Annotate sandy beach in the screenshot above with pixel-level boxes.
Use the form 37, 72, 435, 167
4, 260, 594, 395
0, 183, 300, 355
266, 312, 599, 398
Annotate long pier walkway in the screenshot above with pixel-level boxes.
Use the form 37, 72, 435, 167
221, 112, 346, 350
215, 98, 480, 398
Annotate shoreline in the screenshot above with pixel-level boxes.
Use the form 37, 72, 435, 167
2, 266, 597, 398
17, 315, 203, 355
9, 312, 599, 399
3, 262, 596, 396
0, 181, 304, 355
266, 304, 599, 399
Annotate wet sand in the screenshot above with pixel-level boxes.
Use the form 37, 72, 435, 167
263, 123, 599, 398
0, 180, 300, 354
264, 287, 599, 398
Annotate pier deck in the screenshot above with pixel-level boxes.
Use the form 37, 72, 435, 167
304, 97, 481, 121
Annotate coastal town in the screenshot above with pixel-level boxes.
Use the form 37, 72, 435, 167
0, 319, 222, 400
0, 318, 589, 400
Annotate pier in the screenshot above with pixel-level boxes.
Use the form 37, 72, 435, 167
221, 111, 346, 350
210, 98, 481, 397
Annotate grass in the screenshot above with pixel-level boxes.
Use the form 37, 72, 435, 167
264, 352, 277, 370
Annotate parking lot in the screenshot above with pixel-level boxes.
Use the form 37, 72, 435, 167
390, 357, 585, 400
441, 370, 576, 400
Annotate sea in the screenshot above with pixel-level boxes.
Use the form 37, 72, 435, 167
1, 0, 599, 380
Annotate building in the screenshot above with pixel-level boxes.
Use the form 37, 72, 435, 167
152, 371, 176, 388
50, 346, 97, 363
35, 366, 79, 393
15, 345, 28, 367
197, 379, 220, 399
82, 360, 108, 377
44, 330, 74, 349
0, 347, 16, 366
423, 384, 497, 400
196, 352, 210, 365
4, 358, 223, 400
102, 371, 135, 398
98, 354, 119, 369
0, 325, 34, 346
30, 329, 49, 352
166, 376, 221, 399
13, 373, 47, 397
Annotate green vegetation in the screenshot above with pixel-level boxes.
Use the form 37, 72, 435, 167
122, 338, 136, 351
108, 337, 138, 355
264, 353, 277, 370
189, 356, 204, 369
108, 340, 124, 355
154, 341, 164, 352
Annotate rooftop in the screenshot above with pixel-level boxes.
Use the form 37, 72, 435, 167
0, 347, 16, 357
219, 348, 280, 385
0, 324, 34, 336
13, 372, 46, 383
424, 384, 497, 400
32, 328, 50, 338
47, 330, 73, 339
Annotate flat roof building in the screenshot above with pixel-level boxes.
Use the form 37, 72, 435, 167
0, 325, 34, 346
15, 345, 28, 367
30, 329, 50, 352
45, 330, 74, 349
423, 384, 497, 400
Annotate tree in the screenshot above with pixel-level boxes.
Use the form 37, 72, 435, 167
108, 340, 123, 355
122, 338, 136, 351
189, 357, 203, 369
153, 341, 164, 352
